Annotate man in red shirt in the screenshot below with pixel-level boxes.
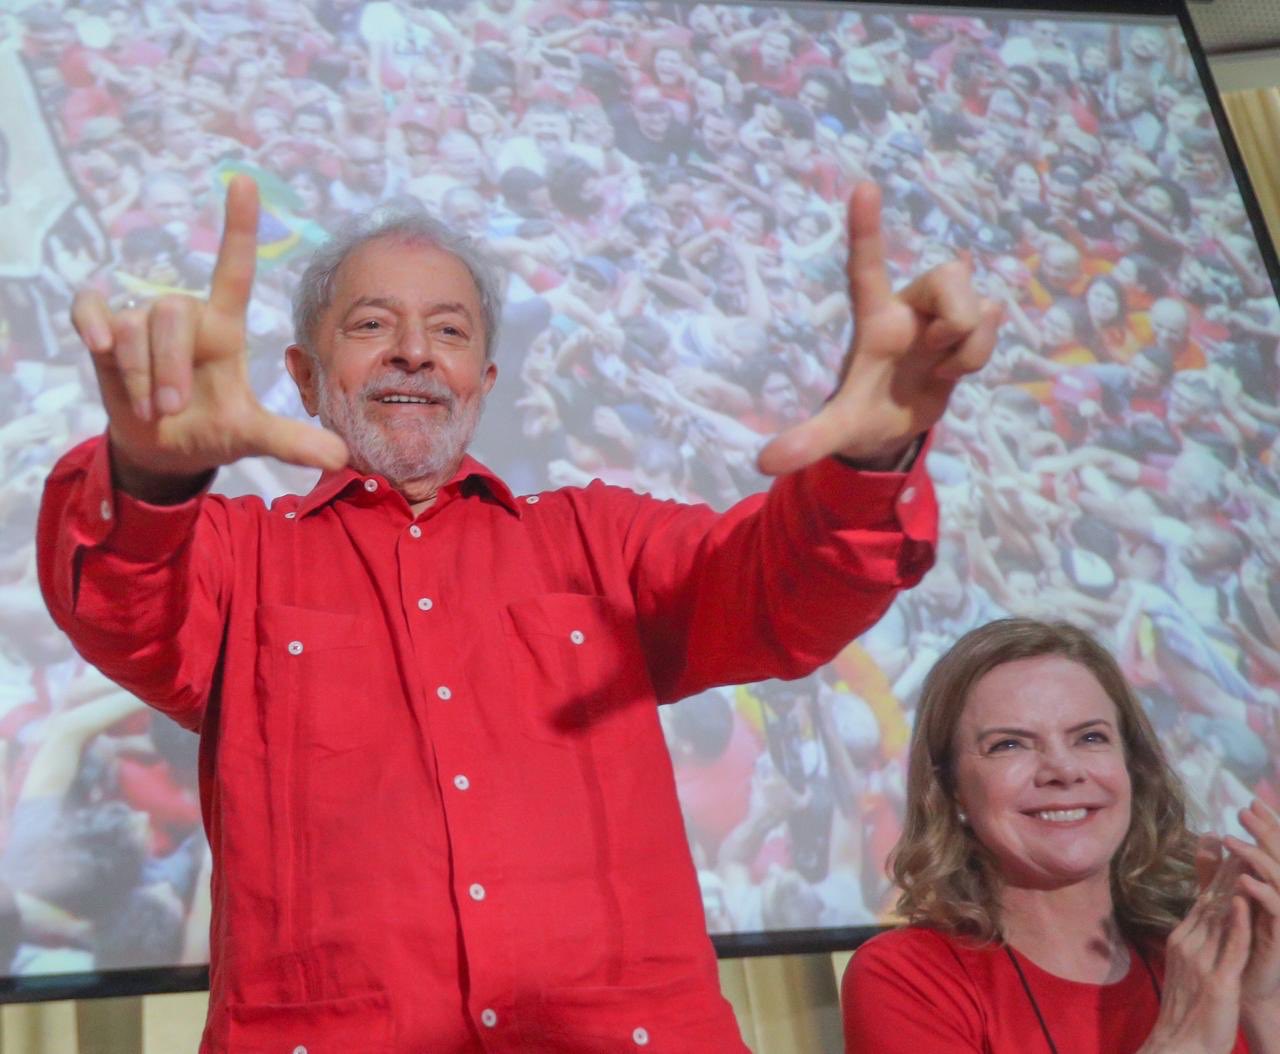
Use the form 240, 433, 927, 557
40, 176, 999, 1052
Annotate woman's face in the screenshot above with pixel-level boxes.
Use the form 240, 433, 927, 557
289, 172, 323, 213
1086, 281, 1120, 326
1011, 164, 1041, 203
951, 656, 1132, 891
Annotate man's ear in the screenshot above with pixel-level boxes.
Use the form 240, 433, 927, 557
481, 360, 498, 398
285, 344, 320, 417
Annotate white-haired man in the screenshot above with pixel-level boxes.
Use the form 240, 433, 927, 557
39, 176, 998, 1052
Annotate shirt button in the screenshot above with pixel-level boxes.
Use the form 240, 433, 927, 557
525, 495, 539, 504
287, 641, 304, 656
900, 486, 916, 505
453, 774, 470, 791
569, 630, 585, 645
480, 1008, 498, 1028
436, 685, 452, 701
99, 499, 112, 521
469, 883, 486, 901
364, 478, 378, 492
632, 1026, 650, 1046
293, 1046, 308, 1054
409, 524, 422, 538
284, 511, 296, 519
417, 597, 433, 611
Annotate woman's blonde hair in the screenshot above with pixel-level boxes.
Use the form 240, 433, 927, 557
890, 618, 1198, 944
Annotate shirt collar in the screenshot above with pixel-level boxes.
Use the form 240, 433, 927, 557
295, 454, 522, 519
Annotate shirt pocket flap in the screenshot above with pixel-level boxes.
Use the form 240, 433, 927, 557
527, 978, 740, 1050
504, 594, 650, 749
227, 991, 392, 1053
254, 604, 373, 653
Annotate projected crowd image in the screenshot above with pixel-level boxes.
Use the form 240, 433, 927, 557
0, 0, 1278, 977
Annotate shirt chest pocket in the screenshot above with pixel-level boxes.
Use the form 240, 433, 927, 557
255, 604, 384, 752
503, 593, 655, 754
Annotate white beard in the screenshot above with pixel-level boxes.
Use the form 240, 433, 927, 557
315, 370, 484, 487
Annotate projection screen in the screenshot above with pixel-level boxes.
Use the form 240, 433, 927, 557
1, 0, 1278, 999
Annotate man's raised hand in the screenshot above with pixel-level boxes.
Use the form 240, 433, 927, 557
756, 181, 1001, 475
70, 175, 347, 499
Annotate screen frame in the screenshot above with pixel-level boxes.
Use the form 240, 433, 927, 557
5, 0, 1279, 1004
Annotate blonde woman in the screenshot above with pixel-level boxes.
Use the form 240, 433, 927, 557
842, 618, 1280, 1054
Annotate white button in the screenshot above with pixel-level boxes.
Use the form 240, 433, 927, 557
409, 524, 422, 538
99, 499, 112, 521
437, 685, 452, 701
418, 597, 433, 611
480, 1008, 498, 1028
284, 511, 296, 519
525, 495, 539, 504
287, 641, 303, 656
453, 774, 470, 791
569, 630, 585, 645
293, 1046, 308, 1054
633, 1026, 649, 1046
900, 486, 915, 504
364, 478, 378, 492
469, 883, 486, 901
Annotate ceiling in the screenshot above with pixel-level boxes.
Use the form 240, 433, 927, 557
1186, 0, 1280, 55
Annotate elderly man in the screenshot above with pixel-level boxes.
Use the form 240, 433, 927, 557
39, 176, 998, 1052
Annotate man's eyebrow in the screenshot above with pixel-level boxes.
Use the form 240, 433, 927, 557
342, 297, 474, 321
344, 296, 402, 314
424, 301, 475, 322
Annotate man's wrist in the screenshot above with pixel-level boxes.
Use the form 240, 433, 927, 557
833, 434, 924, 473
109, 441, 214, 506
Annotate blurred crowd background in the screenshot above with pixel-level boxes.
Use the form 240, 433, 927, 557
0, 0, 1277, 978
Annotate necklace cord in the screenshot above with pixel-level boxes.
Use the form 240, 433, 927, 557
1003, 942, 1161, 1054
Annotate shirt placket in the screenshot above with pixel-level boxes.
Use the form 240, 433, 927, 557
396, 502, 517, 1048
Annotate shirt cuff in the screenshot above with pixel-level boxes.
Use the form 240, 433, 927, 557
833, 434, 925, 474
799, 432, 938, 583
76, 434, 211, 561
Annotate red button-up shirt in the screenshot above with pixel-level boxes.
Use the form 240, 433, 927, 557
37, 435, 936, 1053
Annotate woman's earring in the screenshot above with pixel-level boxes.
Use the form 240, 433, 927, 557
957, 810, 968, 825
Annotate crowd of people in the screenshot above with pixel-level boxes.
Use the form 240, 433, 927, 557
0, 0, 1277, 972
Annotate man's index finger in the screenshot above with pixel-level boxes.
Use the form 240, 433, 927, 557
207, 174, 260, 319
846, 181, 893, 316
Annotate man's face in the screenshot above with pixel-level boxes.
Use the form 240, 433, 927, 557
1040, 245, 1081, 291
798, 78, 829, 114
344, 145, 387, 192
1044, 176, 1078, 214
529, 112, 571, 153
441, 137, 484, 181
635, 100, 672, 140
700, 112, 736, 152
288, 238, 496, 486
292, 112, 329, 142
146, 183, 192, 226
1152, 302, 1189, 351
760, 31, 791, 71
760, 370, 801, 422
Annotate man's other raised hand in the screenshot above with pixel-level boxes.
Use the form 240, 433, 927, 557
757, 181, 1001, 475
70, 175, 348, 501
